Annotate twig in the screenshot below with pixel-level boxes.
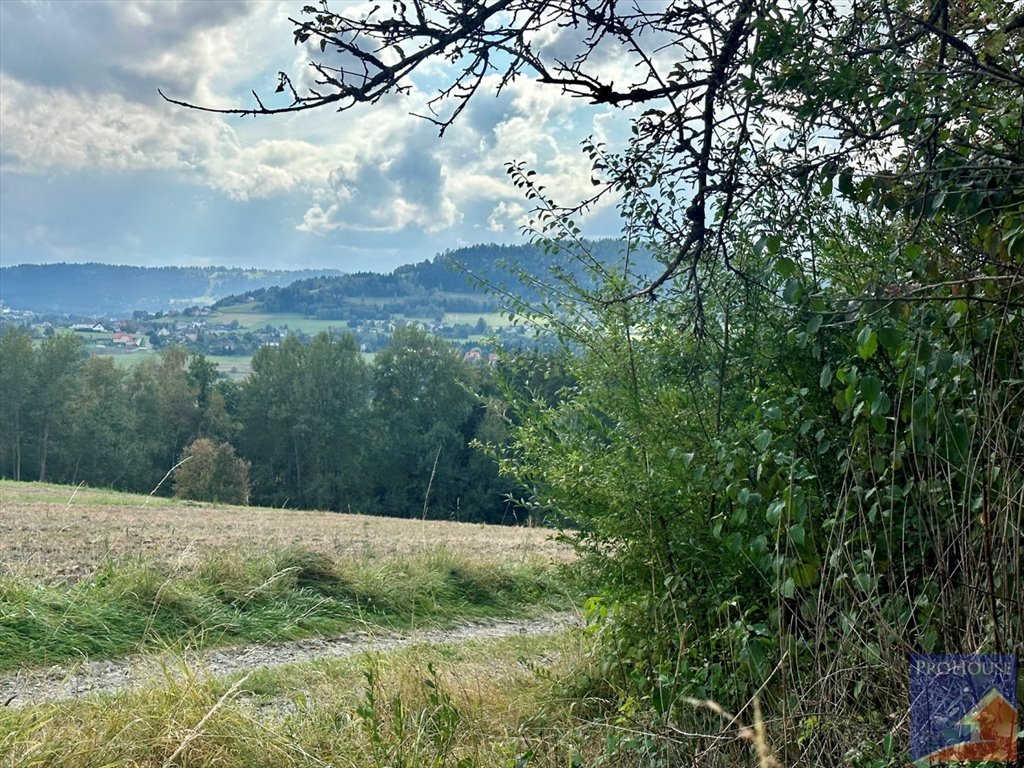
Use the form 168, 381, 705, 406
422, 444, 443, 521
145, 456, 192, 505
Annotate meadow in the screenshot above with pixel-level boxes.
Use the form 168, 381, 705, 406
0, 481, 573, 664
0, 481, 598, 767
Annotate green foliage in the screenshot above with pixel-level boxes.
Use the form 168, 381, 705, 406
238, 331, 371, 511
210, 240, 653, 321
0, 329, 534, 524
370, 326, 480, 520
173, 437, 251, 505
483, 3, 1024, 759
497, 220, 1021, 761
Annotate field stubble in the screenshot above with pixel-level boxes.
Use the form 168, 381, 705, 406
0, 481, 570, 582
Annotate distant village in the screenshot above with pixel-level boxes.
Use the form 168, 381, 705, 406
0, 302, 528, 371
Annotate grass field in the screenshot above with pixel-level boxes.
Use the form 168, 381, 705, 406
0, 631, 595, 768
209, 310, 353, 334
96, 351, 254, 380
0, 481, 574, 671
0, 481, 593, 767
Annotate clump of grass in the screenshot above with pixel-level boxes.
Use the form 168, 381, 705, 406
0, 547, 573, 672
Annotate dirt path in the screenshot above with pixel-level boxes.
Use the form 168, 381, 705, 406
0, 613, 578, 708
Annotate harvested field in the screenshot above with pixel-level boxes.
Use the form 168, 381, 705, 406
0, 480, 570, 581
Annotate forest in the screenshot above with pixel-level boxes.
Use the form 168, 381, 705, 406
212, 239, 653, 320
0, 326, 550, 524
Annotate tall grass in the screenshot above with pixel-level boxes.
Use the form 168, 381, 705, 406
0, 632, 593, 768
0, 546, 571, 671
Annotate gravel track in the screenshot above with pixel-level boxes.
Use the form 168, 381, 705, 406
0, 613, 578, 708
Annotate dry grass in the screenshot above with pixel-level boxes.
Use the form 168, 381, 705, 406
0, 480, 571, 582
0, 631, 589, 768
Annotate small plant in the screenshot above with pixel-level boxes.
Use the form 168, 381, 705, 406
356, 658, 472, 768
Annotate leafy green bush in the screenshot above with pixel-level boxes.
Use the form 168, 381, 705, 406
173, 437, 251, 505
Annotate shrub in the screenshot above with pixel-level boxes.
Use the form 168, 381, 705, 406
173, 438, 250, 505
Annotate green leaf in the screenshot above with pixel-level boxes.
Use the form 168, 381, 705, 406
877, 326, 901, 352
819, 363, 833, 389
859, 375, 881, 405
774, 256, 797, 277
792, 560, 819, 587
922, 628, 938, 653
754, 429, 773, 452
853, 572, 874, 592
856, 327, 878, 359
781, 577, 796, 598
912, 391, 936, 421
838, 172, 855, 197
783, 278, 803, 304
871, 391, 891, 417
790, 523, 805, 546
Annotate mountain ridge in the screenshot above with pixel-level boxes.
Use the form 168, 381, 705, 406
0, 263, 345, 316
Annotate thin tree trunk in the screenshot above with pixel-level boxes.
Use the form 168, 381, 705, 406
14, 412, 21, 481
38, 421, 49, 482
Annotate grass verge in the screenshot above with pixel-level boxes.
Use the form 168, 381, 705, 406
0, 626, 789, 768
0, 546, 573, 672
0, 631, 593, 768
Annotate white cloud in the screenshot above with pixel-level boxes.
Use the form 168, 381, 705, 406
0, 0, 635, 266
0, 74, 224, 173
297, 123, 461, 234
487, 201, 527, 232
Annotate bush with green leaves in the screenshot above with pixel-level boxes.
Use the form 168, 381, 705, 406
173, 437, 251, 505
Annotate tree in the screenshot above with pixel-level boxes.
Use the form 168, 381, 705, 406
28, 334, 85, 483
238, 332, 370, 510
173, 438, 250, 505
370, 325, 477, 519
128, 347, 232, 492
64, 357, 138, 488
0, 328, 35, 481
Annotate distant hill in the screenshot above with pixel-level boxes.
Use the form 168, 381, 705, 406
213, 240, 656, 320
0, 264, 344, 316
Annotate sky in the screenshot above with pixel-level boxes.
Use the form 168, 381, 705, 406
0, 0, 630, 273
